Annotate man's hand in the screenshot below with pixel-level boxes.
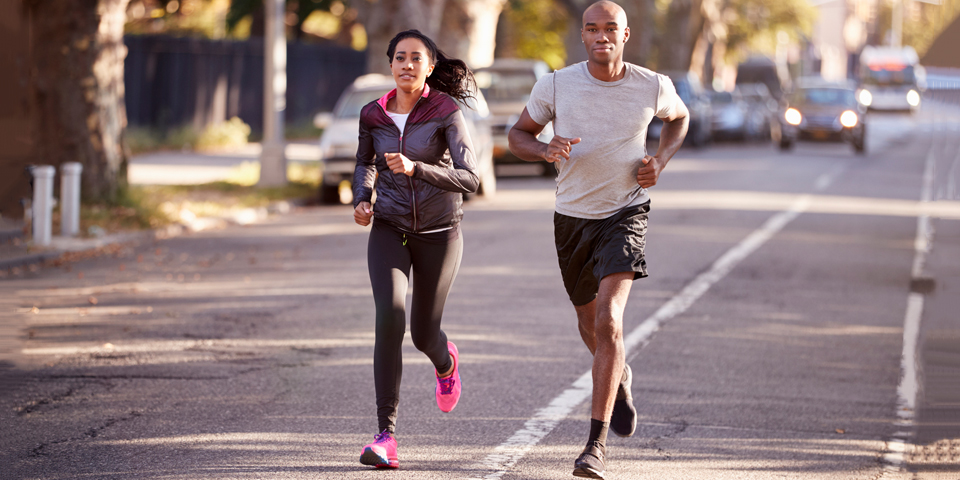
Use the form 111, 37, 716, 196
544, 135, 581, 163
385, 153, 416, 176
354, 201, 374, 226
636, 155, 665, 188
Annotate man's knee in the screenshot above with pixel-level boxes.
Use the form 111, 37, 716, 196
593, 313, 624, 343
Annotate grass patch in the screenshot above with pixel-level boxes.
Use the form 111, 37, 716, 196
65, 162, 319, 237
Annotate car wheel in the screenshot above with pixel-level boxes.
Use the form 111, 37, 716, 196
320, 183, 340, 204
853, 139, 866, 154
541, 161, 558, 178
779, 140, 794, 151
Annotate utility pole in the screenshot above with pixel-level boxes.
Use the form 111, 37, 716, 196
891, 0, 903, 48
259, 0, 287, 187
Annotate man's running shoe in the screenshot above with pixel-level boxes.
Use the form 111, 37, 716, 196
610, 364, 636, 437
572, 441, 606, 479
359, 430, 398, 468
435, 341, 461, 412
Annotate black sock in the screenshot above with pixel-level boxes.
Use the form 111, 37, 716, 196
587, 418, 609, 451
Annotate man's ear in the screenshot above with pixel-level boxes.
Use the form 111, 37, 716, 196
623, 26, 630, 43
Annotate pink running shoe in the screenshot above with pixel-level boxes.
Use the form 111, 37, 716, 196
435, 341, 461, 412
359, 430, 398, 469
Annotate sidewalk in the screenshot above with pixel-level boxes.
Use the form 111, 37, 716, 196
128, 141, 320, 185
1, 141, 318, 274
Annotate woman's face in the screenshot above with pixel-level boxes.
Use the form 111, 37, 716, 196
390, 38, 435, 92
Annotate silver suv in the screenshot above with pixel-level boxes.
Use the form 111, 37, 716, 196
314, 74, 496, 204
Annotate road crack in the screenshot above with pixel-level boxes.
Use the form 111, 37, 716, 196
29, 410, 143, 457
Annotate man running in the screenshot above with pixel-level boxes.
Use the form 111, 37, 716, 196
507, 1, 689, 477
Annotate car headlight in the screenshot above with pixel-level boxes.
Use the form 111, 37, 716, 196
784, 108, 802, 126
906, 89, 920, 107
840, 110, 858, 128
858, 89, 873, 107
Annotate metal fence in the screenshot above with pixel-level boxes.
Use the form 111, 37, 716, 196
124, 35, 366, 133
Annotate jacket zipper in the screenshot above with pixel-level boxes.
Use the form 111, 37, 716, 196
379, 93, 424, 233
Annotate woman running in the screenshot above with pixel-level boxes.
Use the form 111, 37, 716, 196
352, 29, 479, 469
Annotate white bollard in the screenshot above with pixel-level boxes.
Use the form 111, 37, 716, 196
31, 165, 55, 246
60, 162, 83, 237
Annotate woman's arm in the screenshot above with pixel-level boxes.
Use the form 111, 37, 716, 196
352, 114, 378, 208
412, 109, 480, 194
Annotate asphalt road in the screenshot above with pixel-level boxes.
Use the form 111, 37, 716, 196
1, 102, 959, 480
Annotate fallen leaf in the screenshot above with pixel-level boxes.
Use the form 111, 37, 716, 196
30, 306, 39, 314
88, 296, 98, 305
118, 264, 126, 271
78, 272, 84, 279
137, 254, 144, 263
835, 428, 845, 434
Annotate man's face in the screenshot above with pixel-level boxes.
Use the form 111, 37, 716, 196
581, 6, 629, 64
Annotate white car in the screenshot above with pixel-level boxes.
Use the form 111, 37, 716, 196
313, 74, 497, 204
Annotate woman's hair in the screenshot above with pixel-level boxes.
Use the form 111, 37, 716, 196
386, 29, 476, 105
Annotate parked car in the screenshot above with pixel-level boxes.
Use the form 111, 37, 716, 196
777, 81, 867, 154
736, 82, 780, 141
313, 74, 497, 204
474, 59, 555, 174
648, 71, 712, 148
709, 90, 748, 141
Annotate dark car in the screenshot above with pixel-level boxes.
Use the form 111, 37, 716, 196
709, 90, 748, 141
778, 82, 867, 154
648, 71, 711, 148
474, 59, 555, 175
736, 82, 780, 141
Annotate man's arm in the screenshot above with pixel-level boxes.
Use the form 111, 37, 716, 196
508, 108, 580, 164
636, 102, 689, 188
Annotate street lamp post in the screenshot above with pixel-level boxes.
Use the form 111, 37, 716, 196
259, 0, 287, 187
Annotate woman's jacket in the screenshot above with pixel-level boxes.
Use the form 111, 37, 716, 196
353, 85, 479, 233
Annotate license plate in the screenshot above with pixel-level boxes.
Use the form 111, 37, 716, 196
812, 131, 829, 140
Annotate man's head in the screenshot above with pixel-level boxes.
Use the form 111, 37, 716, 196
581, 1, 629, 65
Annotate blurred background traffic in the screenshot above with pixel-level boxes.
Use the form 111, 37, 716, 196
2, 0, 959, 219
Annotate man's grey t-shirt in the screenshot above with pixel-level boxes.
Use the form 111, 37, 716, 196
525, 62, 683, 219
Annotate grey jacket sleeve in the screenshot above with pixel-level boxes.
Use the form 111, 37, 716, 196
352, 116, 377, 207
412, 109, 480, 194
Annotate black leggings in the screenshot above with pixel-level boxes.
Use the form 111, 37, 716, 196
368, 221, 462, 433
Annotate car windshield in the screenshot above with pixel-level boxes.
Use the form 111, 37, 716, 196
861, 65, 916, 87
476, 70, 538, 102
335, 89, 390, 119
795, 88, 855, 106
712, 92, 734, 104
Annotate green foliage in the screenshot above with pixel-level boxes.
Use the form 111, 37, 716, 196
498, 0, 569, 70
724, 0, 818, 63
195, 117, 251, 151
125, 0, 234, 39
226, 0, 337, 38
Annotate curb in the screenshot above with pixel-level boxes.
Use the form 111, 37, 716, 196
0, 199, 302, 274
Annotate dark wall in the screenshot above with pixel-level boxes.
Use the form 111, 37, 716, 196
922, 15, 960, 69
124, 35, 367, 133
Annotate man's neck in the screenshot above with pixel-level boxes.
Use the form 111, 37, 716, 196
586, 59, 626, 83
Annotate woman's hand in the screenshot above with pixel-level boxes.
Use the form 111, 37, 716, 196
385, 153, 416, 176
354, 201, 374, 226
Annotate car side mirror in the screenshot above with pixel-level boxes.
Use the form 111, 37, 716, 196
314, 112, 334, 130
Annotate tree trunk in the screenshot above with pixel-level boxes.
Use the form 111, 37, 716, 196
657, 0, 703, 74
24, 0, 131, 202
354, 0, 448, 74
437, 0, 507, 68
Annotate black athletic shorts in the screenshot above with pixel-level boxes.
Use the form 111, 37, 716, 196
554, 201, 650, 307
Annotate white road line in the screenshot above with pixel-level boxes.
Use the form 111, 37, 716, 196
884, 142, 937, 473
468, 176, 842, 478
